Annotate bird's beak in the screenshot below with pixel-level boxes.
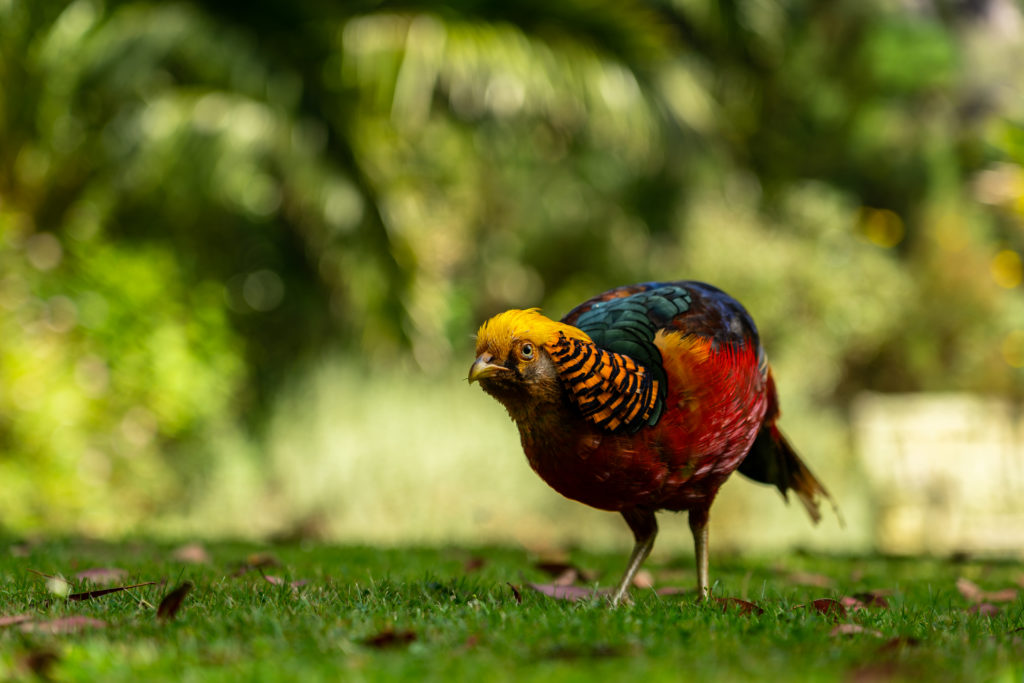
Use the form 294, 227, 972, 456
468, 354, 509, 383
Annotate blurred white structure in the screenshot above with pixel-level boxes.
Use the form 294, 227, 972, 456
853, 392, 1024, 556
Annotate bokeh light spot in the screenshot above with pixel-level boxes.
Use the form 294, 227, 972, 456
990, 249, 1022, 288
25, 233, 63, 270
242, 269, 285, 311
1002, 330, 1024, 368
859, 208, 904, 248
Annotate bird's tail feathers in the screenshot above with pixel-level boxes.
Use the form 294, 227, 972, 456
737, 424, 841, 526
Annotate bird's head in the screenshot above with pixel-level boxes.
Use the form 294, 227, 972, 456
469, 308, 590, 412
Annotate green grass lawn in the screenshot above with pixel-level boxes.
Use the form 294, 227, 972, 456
1, 537, 1021, 681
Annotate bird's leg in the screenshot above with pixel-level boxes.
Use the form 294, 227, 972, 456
609, 508, 658, 607
689, 507, 710, 600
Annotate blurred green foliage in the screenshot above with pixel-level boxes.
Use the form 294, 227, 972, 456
1, 0, 1023, 533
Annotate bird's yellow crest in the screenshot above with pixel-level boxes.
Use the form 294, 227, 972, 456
475, 308, 591, 358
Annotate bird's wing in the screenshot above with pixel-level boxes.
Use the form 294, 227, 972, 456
558, 281, 767, 434
555, 283, 694, 433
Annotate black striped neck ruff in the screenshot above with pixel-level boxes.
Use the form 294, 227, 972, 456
546, 333, 659, 434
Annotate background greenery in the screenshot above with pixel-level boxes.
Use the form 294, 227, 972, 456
1, 0, 1023, 539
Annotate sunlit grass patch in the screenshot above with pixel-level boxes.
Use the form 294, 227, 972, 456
1, 538, 1021, 681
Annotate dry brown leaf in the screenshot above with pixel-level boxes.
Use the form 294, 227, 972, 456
463, 556, 486, 573
0, 615, 34, 628
69, 581, 159, 602
714, 597, 764, 616
363, 628, 417, 648
830, 623, 883, 638
787, 571, 835, 588
981, 588, 1017, 602
957, 577, 985, 602
797, 598, 847, 619
527, 583, 606, 602
508, 582, 523, 605
632, 569, 654, 589
74, 568, 127, 585
21, 616, 107, 634
261, 574, 307, 590
172, 543, 212, 564
157, 581, 194, 621
957, 577, 1018, 603
841, 591, 891, 610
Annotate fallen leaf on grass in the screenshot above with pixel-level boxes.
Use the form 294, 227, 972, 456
172, 543, 211, 564
841, 591, 891, 610
21, 616, 107, 634
534, 561, 597, 585
75, 568, 127, 584
967, 603, 1000, 616
830, 624, 883, 638
0, 615, 34, 628
463, 556, 486, 573
157, 581, 194, 621
797, 599, 847, 619
508, 583, 522, 604
714, 597, 763, 616
363, 628, 417, 648
956, 577, 1018, 603
261, 575, 308, 590
528, 583, 608, 602
787, 571, 835, 588
69, 581, 159, 602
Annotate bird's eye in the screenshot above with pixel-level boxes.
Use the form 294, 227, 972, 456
520, 343, 534, 360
